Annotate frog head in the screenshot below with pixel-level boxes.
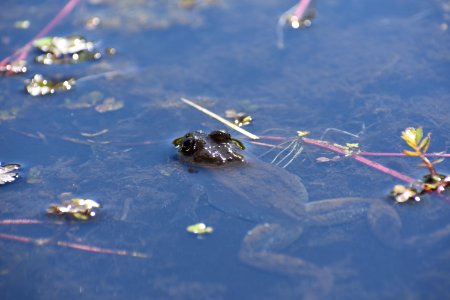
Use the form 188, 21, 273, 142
172, 130, 246, 165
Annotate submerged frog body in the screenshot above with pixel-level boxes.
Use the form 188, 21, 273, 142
173, 130, 450, 278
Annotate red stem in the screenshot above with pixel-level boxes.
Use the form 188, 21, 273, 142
0, 231, 147, 257
1, 0, 81, 67
359, 151, 450, 157
0, 219, 43, 225
302, 137, 417, 184
294, 0, 312, 18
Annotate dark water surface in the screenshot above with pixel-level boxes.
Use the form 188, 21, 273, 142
1, 0, 450, 299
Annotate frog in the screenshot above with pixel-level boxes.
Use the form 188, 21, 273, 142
172, 130, 450, 278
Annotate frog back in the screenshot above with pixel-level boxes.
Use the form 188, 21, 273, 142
201, 159, 309, 223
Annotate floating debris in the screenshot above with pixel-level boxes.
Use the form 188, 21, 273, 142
25, 74, 76, 96
296, 130, 310, 137
225, 109, 253, 127
0, 107, 19, 122
33, 35, 101, 65
33, 35, 94, 56
391, 185, 420, 203
14, 20, 30, 29
186, 222, 214, 235
47, 198, 101, 220
422, 174, 450, 193
35, 51, 102, 65
277, 0, 316, 48
95, 97, 124, 113
0, 164, 21, 185
316, 156, 341, 163
85, 16, 101, 30
0, 60, 27, 75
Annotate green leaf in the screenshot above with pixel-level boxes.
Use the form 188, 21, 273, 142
401, 128, 417, 149
431, 158, 444, 165
403, 150, 420, 156
414, 127, 423, 144
418, 135, 429, 149
32, 36, 53, 48
421, 134, 431, 153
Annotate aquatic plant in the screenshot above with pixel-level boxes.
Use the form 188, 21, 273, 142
401, 127, 442, 176
391, 127, 449, 202
0, 0, 81, 75
179, 98, 450, 199
277, 0, 316, 48
0, 164, 21, 185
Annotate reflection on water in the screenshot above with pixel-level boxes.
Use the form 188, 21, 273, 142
1, 0, 450, 299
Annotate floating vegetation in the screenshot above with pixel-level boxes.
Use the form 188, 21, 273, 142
0, 164, 21, 185
225, 109, 253, 127
14, 20, 31, 29
0, 60, 27, 75
277, 0, 316, 49
95, 97, 124, 113
33, 35, 102, 65
47, 198, 101, 220
391, 185, 420, 203
0, 107, 20, 122
25, 74, 76, 96
391, 127, 449, 203
33, 35, 94, 56
186, 223, 214, 235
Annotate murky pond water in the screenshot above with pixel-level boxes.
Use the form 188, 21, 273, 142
1, 0, 450, 299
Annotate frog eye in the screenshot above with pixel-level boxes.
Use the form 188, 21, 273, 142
181, 138, 197, 156
209, 130, 231, 143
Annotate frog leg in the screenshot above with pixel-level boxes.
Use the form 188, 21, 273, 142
239, 223, 330, 279
368, 200, 450, 249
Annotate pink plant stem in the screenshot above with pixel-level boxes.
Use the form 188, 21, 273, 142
360, 151, 450, 157
0, 219, 43, 225
302, 137, 417, 183
0, 231, 147, 257
1, 0, 81, 66
56, 241, 144, 256
294, 0, 312, 18
0, 232, 34, 243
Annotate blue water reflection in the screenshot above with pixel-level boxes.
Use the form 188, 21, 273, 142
1, 0, 449, 299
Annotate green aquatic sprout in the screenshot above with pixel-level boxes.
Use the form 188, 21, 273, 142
47, 198, 101, 220
186, 223, 214, 235
0, 164, 21, 185
391, 127, 449, 203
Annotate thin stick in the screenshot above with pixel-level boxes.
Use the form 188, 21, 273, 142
180, 98, 260, 140
0, 232, 147, 258
57, 241, 148, 258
